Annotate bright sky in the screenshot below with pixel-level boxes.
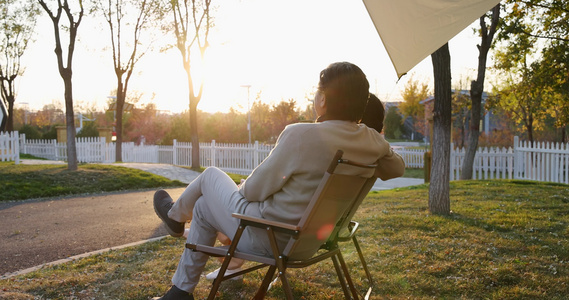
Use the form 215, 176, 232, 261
16, 0, 483, 115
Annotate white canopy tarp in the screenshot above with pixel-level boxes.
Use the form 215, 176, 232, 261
362, 0, 501, 78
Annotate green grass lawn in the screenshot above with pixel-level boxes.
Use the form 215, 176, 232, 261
1, 179, 567, 299
0, 162, 187, 201
403, 167, 423, 179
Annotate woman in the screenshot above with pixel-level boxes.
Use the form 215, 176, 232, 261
152, 61, 405, 300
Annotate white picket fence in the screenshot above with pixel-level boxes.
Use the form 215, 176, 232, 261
0, 131, 19, 164
449, 136, 569, 183
5, 132, 569, 184
20, 137, 111, 163
450, 145, 514, 180
396, 148, 425, 168
513, 136, 569, 183
17, 134, 274, 175
132, 140, 273, 175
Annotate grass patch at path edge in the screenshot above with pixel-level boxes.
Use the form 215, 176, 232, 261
0, 162, 187, 202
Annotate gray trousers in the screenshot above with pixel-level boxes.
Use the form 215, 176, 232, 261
167, 167, 269, 293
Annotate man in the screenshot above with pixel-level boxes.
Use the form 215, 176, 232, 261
152, 62, 405, 299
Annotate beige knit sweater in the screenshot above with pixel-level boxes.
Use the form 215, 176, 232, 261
239, 120, 405, 226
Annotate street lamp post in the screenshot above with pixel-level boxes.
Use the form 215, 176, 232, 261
241, 85, 252, 144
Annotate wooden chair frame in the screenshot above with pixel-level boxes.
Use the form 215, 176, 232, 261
186, 150, 378, 299
329, 176, 377, 299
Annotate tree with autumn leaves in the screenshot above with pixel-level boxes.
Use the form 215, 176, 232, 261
96, 0, 163, 162
492, 0, 569, 144
118, 99, 307, 145
0, 0, 40, 132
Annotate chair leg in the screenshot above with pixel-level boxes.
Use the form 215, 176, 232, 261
265, 226, 294, 300
352, 236, 373, 287
253, 265, 277, 300
207, 254, 233, 300
279, 270, 295, 300
208, 225, 246, 300
337, 250, 359, 300
331, 254, 352, 300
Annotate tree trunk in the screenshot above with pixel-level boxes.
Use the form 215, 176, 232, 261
115, 79, 124, 162
429, 43, 452, 215
461, 82, 482, 180
527, 119, 534, 146
6, 94, 14, 132
1, 78, 15, 132
38, 0, 83, 171
64, 75, 78, 171
459, 122, 465, 148
184, 62, 201, 169
177, 63, 201, 168
189, 96, 200, 169
461, 5, 499, 180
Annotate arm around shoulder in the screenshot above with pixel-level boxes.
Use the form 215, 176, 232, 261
374, 148, 405, 181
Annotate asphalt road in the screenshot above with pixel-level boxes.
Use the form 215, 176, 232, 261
0, 188, 185, 277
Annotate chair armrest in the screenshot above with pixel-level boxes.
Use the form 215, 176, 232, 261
337, 221, 359, 242
231, 213, 300, 236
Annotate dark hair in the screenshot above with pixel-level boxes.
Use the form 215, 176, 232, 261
318, 62, 370, 122
361, 93, 385, 133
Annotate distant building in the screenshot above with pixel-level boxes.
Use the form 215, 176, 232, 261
383, 101, 401, 111
382, 101, 424, 141
420, 90, 504, 144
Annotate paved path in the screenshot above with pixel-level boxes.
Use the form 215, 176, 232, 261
1, 161, 198, 278
1, 160, 423, 278
103, 162, 201, 184
0, 188, 185, 277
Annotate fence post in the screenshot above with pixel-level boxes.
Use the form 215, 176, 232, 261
424, 151, 431, 183
211, 140, 216, 167
99, 137, 104, 162
565, 141, 569, 184
173, 139, 177, 166
101, 137, 108, 162
188, 140, 192, 167
254, 141, 259, 169
449, 143, 455, 181
1, 132, 4, 161
513, 136, 519, 179
20, 133, 26, 154
14, 131, 20, 164
53, 139, 58, 161
1, 132, 5, 161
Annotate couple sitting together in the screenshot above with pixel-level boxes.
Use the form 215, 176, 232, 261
152, 61, 405, 299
